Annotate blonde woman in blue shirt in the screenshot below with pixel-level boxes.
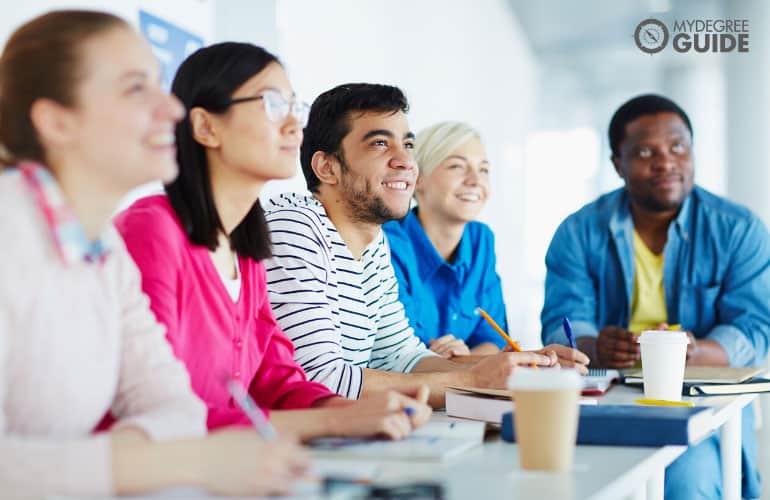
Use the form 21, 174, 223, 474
384, 122, 571, 360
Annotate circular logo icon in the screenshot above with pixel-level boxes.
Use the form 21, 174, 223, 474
634, 18, 669, 54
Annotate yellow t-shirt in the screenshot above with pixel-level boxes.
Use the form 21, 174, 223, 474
629, 230, 667, 333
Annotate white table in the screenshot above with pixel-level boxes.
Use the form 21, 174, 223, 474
359, 435, 685, 500
50, 386, 756, 500
316, 385, 756, 500
600, 384, 756, 500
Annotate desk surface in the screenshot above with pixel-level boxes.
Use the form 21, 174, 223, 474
317, 384, 756, 500
51, 384, 757, 500
366, 434, 684, 500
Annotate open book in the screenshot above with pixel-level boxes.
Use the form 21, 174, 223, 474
307, 417, 485, 461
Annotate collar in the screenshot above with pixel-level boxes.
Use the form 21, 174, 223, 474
18, 161, 116, 265
403, 208, 471, 282
609, 189, 693, 241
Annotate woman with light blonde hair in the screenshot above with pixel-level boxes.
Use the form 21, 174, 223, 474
383, 121, 507, 356
385, 122, 584, 366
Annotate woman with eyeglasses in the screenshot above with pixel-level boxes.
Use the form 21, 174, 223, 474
115, 42, 431, 441
0, 11, 308, 498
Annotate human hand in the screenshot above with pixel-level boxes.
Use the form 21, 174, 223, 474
333, 386, 432, 440
429, 334, 471, 357
596, 326, 640, 368
202, 430, 308, 496
469, 351, 554, 388
534, 344, 590, 375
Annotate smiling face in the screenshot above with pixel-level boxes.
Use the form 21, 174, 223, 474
335, 111, 417, 224
414, 136, 489, 224
613, 112, 694, 212
57, 26, 184, 192
203, 62, 302, 182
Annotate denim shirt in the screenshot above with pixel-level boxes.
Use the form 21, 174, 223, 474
383, 208, 508, 349
541, 186, 770, 367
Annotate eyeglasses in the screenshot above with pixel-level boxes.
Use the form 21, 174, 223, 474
225, 89, 310, 127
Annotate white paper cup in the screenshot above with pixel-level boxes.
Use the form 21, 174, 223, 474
638, 330, 690, 401
508, 368, 582, 471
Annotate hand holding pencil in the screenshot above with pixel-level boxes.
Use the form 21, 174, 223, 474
475, 307, 589, 375
475, 307, 550, 369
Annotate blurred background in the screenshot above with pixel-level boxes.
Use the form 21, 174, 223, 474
2, 0, 766, 348
2, 0, 769, 485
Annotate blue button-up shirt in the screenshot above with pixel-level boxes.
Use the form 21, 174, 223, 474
542, 186, 770, 367
541, 186, 769, 498
383, 208, 508, 349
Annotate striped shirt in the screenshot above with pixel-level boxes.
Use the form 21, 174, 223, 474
263, 193, 434, 399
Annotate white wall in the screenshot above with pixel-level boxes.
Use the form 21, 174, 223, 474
0, 1, 213, 47
241, 0, 541, 346
0, 2, 214, 209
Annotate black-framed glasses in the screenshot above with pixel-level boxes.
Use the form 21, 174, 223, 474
225, 89, 310, 127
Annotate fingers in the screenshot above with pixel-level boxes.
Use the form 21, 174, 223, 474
543, 344, 591, 366
597, 326, 639, 367
598, 338, 639, 358
263, 441, 309, 495
430, 335, 471, 357
510, 351, 553, 367
270, 440, 310, 473
416, 384, 430, 404
429, 334, 456, 348
431, 339, 470, 357
379, 412, 413, 440
375, 388, 433, 430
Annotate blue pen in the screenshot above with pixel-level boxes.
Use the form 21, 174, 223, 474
226, 379, 279, 441
563, 316, 576, 349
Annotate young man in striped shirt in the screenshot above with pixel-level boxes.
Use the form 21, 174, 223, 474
263, 83, 589, 407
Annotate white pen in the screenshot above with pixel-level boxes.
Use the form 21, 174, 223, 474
226, 378, 279, 441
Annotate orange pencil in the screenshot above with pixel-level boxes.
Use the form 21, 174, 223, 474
475, 307, 537, 368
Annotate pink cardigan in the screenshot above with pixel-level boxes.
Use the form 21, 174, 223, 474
115, 196, 334, 429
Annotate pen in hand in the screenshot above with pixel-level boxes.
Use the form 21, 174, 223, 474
226, 378, 279, 440
563, 316, 577, 349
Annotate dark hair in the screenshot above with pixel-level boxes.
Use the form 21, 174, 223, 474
608, 94, 693, 157
167, 42, 279, 261
0, 10, 128, 166
300, 83, 409, 192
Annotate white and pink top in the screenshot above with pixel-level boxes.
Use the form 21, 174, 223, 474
0, 163, 206, 499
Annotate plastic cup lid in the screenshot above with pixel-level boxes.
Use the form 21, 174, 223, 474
637, 330, 690, 344
507, 367, 582, 390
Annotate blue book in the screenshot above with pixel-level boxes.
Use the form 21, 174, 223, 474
501, 405, 714, 446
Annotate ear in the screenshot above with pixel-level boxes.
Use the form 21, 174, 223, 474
189, 107, 221, 148
311, 151, 340, 187
611, 155, 624, 179
29, 98, 78, 148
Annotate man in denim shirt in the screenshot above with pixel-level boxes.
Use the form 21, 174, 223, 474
542, 94, 770, 499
